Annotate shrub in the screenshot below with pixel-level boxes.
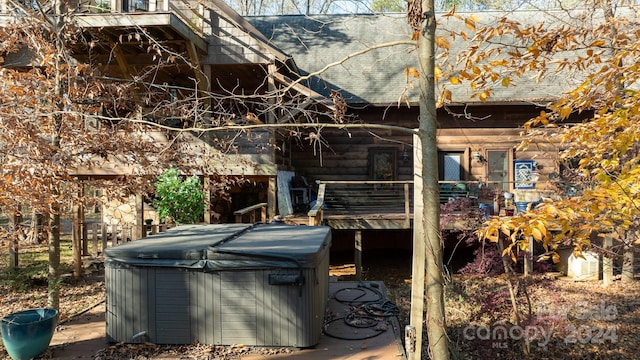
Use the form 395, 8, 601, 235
154, 168, 205, 224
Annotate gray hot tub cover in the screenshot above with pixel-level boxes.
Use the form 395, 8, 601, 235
104, 223, 331, 270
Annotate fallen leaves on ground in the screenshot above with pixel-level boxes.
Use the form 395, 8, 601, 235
2, 247, 640, 359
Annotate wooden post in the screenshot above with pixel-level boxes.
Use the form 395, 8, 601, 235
404, 183, 410, 228
409, 134, 427, 360
355, 230, 362, 281
80, 202, 88, 256
72, 205, 82, 279
111, 224, 118, 245
603, 234, 613, 286
203, 176, 211, 224
91, 223, 99, 257
135, 194, 144, 239
101, 223, 108, 251
268, 177, 277, 222
9, 211, 21, 269
9, 232, 19, 269
524, 236, 533, 276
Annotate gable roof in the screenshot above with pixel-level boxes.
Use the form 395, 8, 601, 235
249, 10, 617, 106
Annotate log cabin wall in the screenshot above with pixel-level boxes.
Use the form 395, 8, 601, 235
286, 103, 579, 193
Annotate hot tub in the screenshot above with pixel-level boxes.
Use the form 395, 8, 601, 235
104, 223, 331, 347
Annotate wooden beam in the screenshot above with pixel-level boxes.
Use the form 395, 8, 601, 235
409, 134, 425, 359
186, 41, 207, 93
111, 42, 132, 80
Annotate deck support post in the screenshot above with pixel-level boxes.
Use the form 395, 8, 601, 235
603, 234, 613, 286
268, 176, 277, 221
355, 230, 362, 281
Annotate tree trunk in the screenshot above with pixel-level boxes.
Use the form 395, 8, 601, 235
48, 209, 61, 310
415, 0, 449, 358
48, 0, 64, 310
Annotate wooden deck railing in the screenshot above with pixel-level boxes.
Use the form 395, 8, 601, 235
0, 0, 208, 37
233, 202, 267, 223
306, 180, 562, 226
77, 222, 175, 258
308, 180, 413, 226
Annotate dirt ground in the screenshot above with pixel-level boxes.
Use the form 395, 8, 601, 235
3, 248, 640, 359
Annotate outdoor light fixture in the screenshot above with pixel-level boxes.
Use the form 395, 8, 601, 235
473, 150, 486, 163
400, 149, 410, 162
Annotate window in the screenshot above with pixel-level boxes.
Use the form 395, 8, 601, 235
369, 148, 397, 181
135, 0, 149, 10
487, 150, 511, 191
438, 152, 464, 181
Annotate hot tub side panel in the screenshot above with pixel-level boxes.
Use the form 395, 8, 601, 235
106, 265, 192, 344
107, 250, 329, 347
190, 250, 329, 347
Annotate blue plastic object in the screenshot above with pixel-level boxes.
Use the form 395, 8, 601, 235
1, 308, 58, 360
515, 201, 540, 213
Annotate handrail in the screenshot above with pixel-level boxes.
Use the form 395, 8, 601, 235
234, 202, 267, 223
305, 180, 561, 226
307, 180, 412, 226
168, 0, 205, 35
308, 183, 325, 226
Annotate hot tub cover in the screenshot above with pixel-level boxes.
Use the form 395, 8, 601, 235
104, 223, 331, 270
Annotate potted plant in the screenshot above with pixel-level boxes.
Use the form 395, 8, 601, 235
1, 308, 58, 360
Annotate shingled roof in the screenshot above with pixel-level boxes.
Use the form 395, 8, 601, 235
249, 10, 614, 106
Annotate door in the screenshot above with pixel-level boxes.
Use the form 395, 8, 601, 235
369, 148, 397, 181
487, 150, 511, 191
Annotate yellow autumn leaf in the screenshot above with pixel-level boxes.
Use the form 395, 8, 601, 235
443, 89, 452, 101
479, 90, 490, 101
498, 224, 509, 236
501, 77, 511, 87
590, 39, 606, 47
531, 227, 543, 241
559, 106, 572, 119
465, 17, 476, 31
435, 36, 451, 49
405, 67, 420, 79
450, 76, 461, 85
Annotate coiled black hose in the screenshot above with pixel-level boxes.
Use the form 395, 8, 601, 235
323, 282, 400, 341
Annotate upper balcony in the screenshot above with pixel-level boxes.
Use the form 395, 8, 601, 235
69, 0, 208, 51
